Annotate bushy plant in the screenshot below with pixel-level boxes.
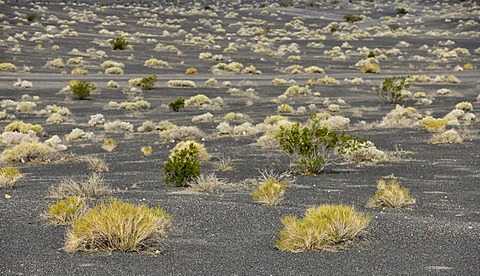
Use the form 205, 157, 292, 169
64, 200, 172, 253
5, 121, 43, 136
185, 67, 197, 74
163, 143, 201, 187
367, 175, 415, 208
69, 80, 95, 100
1, 142, 54, 163
420, 116, 448, 133
0, 167, 22, 188
26, 13, 37, 22
110, 36, 129, 50
251, 178, 287, 206
277, 204, 371, 252
169, 98, 185, 112
396, 7, 408, 16
377, 76, 411, 104
140, 75, 157, 90
276, 120, 354, 175
141, 146, 153, 157
46, 196, 87, 225
344, 14, 363, 22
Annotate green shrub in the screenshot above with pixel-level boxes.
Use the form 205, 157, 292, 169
141, 146, 153, 157
64, 200, 172, 253
163, 143, 201, 187
367, 175, 415, 208
344, 14, 363, 22
377, 76, 411, 104
169, 98, 185, 112
0, 167, 22, 188
110, 36, 129, 50
46, 196, 87, 225
101, 138, 117, 152
69, 80, 95, 100
252, 178, 287, 206
276, 120, 354, 175
1, 142, 54, 164
396, 7, 408, 16
26, 13, 37, 22
277, 204, 370, 252
140, 75, 157, 90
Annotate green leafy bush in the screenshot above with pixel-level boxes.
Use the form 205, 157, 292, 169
163, 143, 201, 187
140, 75, 157, 90
110, 36, 129, 50
276, 120, 354, 175
64, 200, 172, 253
377, 76, 411, 104
169, 98, 185, 112
277, 204, 371, 252
47, 196, 87, 225
26, 13, 37, 22
396, 7, 408, 16
344, 14, 363, 22
367, 175, 415, 208
69, 80, 95, 100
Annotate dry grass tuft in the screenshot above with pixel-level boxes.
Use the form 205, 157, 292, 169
64, 200, 172, 253
84, 156, 109, 172
366, 175, 415, 209
48, 174, 112, 199
188, 173, 226, 193
46, 196, 88, 225
0, 167, 22, 188
277, 204, 370, 252
215, 155, 235, 171
251, 178, 287, 206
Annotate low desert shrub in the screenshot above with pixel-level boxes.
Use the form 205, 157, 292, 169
69, 80, 95, 100
1, 142, 54, 163
110, 36, 129, 50
366, 175, 415, 208
344, 14, 363, 22
277, 204, 371, 252
420, 116, 447, 133
48, 174, 111, 199
276, 121, 354, 175
140, 75, 157, 90
46, 196, 87, 225
0, 62, 17, 72
144, 58, 169, 68
360, 63, 380, 74
377, 76, 411, 104
169, 98, 185, 112
171, 140, 209, 161
251, 178, 287, 206
185, 67, 197, 75
64, 200, 172, 253
5, 121, 43, 136
430, 129, 463, 144
167, 80, 197, 88
163, 143, 202, 187
104, 121, 133, 132
0, 167, 22, 188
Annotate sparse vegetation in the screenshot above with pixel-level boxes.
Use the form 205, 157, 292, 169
102, 139, 118, 152
344, 14, 363, 23
0, 167, 22, 188
277, 204, 371, 252
169, 98, 185, 112
110, 36, 130, 50
163, 142, 202, 187
1, 142, 54, 164
69, 80, 95, 100
46, 196, 88, 225
48, 174, 111, 199
377, 76, 411, 104
64, 200, 172, 253
252, 178, 287, 206
367, 175, 415, 208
